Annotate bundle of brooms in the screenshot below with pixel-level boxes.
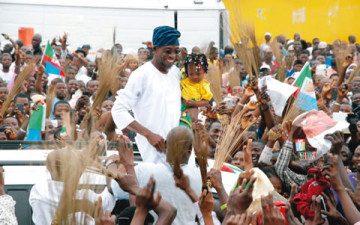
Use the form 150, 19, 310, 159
193, 126, 209, 189
80, 50, 120, 135
270, 40, 286, 82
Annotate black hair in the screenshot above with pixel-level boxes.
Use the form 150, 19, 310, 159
25, 50, 33, 55
13, 93, 29, 103
294, 59, 304, 66
224, 45, 235, 55
331, 59, 337, 68
184, 53, 208, 76
258, 165, 278, 179
54, 100, 70, 111
330, 73, 339, 79
300, 50, 310, 56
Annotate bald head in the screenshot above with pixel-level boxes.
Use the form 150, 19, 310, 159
32, 33, 42, 48
166, 126, 193, 164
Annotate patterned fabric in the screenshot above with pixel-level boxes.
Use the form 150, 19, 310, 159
0, 194, 18, 225
275, 140, 308, 191
152, 26, 181, 47
180, 77, 213, 102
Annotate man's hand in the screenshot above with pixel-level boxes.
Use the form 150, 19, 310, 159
117, 135, 134, 166
243, 139, 253, 170
320, 192, 348, 225
244, 87, 255, 98
207, 169, 223, 191
224, 214, 248, 225
342, 55, 354, 69
135, 175, 162, 211
322, 153, 343, 191
228, 174, 256, 214
115, 174, 139, 195
94, 197, 116, 225
337, 83, 349, 98
262, 192, 286, 225
321, 83, 332, 99
346, 177, 360, 207
173, 169, 190, 191
144, 131, 166, 153
0, 167, 5, 195
310, 195, 325, 225
324, 131, 344, 155
199, 190, 214, 216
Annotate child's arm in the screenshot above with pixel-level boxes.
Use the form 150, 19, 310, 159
183, 99, 209, 108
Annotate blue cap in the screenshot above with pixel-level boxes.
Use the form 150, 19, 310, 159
152, 26, 181, 47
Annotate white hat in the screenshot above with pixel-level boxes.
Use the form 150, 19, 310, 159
260, 63, 271, 71
318, 42, 327, 49
265, 32, 272, 37
287, 39, 294, 46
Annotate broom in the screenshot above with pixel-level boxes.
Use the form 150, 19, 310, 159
0, 59, 37, 117
193, 126, 209, 189
270, 40, 286, 81
80, 50, 119, 132
166, 131, 188, 178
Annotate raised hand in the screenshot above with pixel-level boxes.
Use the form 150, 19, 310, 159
322, 153, 343, 191
135, 176, 162, 211
324, 131, 344, 155
228, 173, 256, 214
116, 135, 134, 166
199, 190, 214, 216
94, 197, 116, 225
207, 168, 223, 191
310, 195, 325, 225
224, 214, 248, 225
262, 192, 286, 225
320, 192, 348, 225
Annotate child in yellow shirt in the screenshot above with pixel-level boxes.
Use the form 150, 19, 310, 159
180, 54, 213, 127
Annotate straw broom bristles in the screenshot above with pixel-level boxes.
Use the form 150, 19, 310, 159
213, 109, 257, 170
270, 40, 286, 82
45, 85, 56, 119
206, 65, 223, 105
0, 60, 37, 117
80, 50, 119, 131
193, 128, 209, 188
166, 132, 187, 178
346, 62, 360, 84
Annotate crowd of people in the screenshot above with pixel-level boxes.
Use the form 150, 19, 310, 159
0, 24, 360, 225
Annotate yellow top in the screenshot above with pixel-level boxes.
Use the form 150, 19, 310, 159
180, 77, 213, 101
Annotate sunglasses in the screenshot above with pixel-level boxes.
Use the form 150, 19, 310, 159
164, 49, 181, 55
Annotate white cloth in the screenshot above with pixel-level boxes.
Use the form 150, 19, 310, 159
0, 70, 15, 84
75, 66, 87, 79
29, 179, 116, 225
111, 163, 202, 225
76, 73, 91, 85
258, 145, 273, 165
111, 62, 181, 163
0, 194, 18, 225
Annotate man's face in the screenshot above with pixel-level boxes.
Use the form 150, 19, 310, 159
313, 38, 320, 46
25, 53, 33, 64
41, 74, 48, 87
154, 46, 179, 71
102, 100, 114, 112
68, 80, 78, 94
351, 80, 360, 93
55, 83, 67, 99
299, 54, 309, 64
67, 69, 76, 80
72, 57, 82, 69
45, 119, 55, 134
352, 147, 360, 172
239, 65, 247, 79
264, 49, 273, 61
87, 62, 96, 75
32, 35, 41, 48
1, 55, 12, 69
353, 93, 360, 104
251, 142, 264, 165
28, 76, 36, 91
208, 122, 223, 144
293, 41, 302, 52
265, 35, 271, 42
294, 64, 303, 72
15, 97, 30, 114
54, 103, 70, 118
4, 117, 19, 131
210, 49, 219, 60
231, 151, 244, 170
0, 88, 8, 100
87, 80, 99, 95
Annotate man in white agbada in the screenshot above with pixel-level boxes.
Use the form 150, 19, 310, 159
112, 26, 182, 163
29, 150, 116, 224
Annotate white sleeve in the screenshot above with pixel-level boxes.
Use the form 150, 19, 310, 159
99, 188, 116, 213
259, 145, 273, 165
111, 71, 144, 130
